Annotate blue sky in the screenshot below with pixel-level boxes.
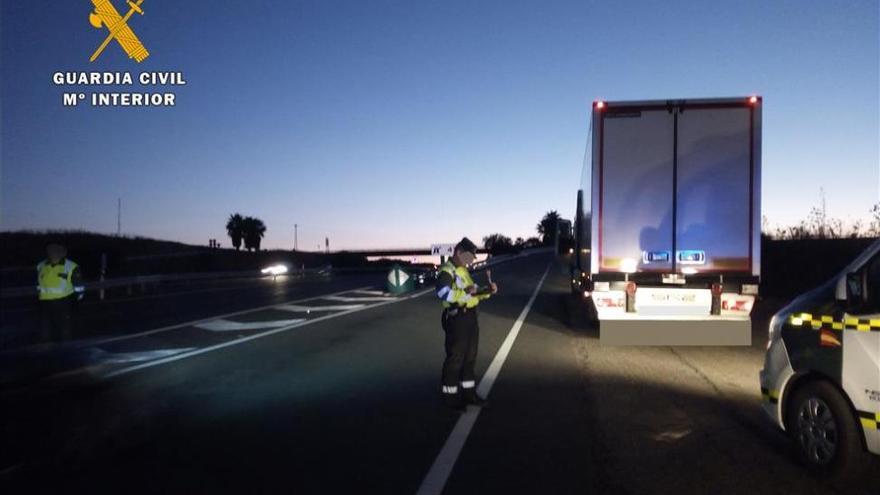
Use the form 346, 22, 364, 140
1, 0, 878, 250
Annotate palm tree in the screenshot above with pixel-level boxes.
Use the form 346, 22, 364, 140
242, 216, 267, 252
537, 210, 561, 245
226, 213, 245, 251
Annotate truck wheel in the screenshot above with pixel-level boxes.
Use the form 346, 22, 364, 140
786, 380, 869, 481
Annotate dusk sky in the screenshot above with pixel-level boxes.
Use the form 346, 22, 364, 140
1, 1, 878, 250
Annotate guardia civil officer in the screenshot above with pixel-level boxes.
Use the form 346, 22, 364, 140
436, 237, 498, 410
37, 244, 84, 343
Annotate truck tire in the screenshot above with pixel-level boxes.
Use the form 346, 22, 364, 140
786, 380, 869, 482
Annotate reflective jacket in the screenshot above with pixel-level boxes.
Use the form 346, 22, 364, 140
435, 261, 490, 309
37, 259, 83, 301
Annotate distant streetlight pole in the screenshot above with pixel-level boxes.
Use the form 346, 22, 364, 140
294, 224, 298, 251
117, 197, 121, 236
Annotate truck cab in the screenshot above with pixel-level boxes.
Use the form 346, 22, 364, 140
760, 238, 880, 477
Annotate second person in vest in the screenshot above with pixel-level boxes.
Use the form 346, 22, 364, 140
37, 243, 84, 343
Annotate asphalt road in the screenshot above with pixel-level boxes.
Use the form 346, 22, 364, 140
0, 271, 382, 347
1, 253, 876, 494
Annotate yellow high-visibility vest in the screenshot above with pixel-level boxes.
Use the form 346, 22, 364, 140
437, 261, 490, 309
37, 259, 79, 301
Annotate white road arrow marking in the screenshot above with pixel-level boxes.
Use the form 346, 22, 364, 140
194, 318, 305, 332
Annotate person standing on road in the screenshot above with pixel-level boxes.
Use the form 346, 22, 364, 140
436, 237, 498, 410
37, 244, 84, 343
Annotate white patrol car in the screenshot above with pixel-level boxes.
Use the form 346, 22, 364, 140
760, 238, 880, 477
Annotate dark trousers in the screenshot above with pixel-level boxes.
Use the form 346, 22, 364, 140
39, 297, 73, 343
441, 309, 479, 388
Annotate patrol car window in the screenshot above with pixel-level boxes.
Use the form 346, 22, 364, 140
866, 255, 880, 311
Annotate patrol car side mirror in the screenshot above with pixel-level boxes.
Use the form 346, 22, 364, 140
845, 272, 864, 307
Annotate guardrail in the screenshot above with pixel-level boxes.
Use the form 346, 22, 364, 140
0, 266, 331, 299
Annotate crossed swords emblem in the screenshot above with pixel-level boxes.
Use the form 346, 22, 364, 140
88, 0, 149, 63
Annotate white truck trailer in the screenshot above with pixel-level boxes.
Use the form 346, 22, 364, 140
572, 97, 762, 345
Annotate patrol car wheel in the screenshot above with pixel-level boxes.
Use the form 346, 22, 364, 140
786, 381, 867, 479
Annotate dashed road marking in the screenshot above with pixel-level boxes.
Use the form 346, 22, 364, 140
276, 304, 366, 312
194, 318, 306, 332
91, 348, 198, 364
351, 289, 388, 296
324, 295, 397, 302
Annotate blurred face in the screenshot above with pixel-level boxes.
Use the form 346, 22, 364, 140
455, 250, 475, 267
47, 246, 65, 263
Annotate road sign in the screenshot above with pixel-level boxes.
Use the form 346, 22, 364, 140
430, 244, 455, 257
387, 264, 414, 295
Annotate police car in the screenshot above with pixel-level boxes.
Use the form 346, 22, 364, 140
760, 238, 879, 477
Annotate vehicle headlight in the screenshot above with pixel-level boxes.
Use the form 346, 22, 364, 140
261, 264, 288, 276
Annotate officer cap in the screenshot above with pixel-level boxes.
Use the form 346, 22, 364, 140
455, 237, 478, 255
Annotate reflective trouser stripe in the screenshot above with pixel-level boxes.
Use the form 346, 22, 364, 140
39, 287, 67, 294
442, 386, 458, 394
461, 381, 475, 389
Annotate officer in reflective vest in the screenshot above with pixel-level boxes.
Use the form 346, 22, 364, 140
436, 237, 498, 410
37, 244, 84, 342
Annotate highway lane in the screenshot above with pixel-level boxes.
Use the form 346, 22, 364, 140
2, 253, 876, 494
1, 254, 550, 492
0, 271, 384, 348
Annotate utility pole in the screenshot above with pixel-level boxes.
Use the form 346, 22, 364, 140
325, 237, 329, 254
117, 197, 121, 236
294, 224, 298, 251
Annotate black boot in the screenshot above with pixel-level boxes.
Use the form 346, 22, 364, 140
442, 391, 465, 411
461, 388, 487, 407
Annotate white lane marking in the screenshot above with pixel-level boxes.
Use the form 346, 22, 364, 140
103, 289, 433, 379
351, 290, 388, 296
276, 304, 366, 312
92, 286, 374, 345
194, 318, 306, 332
324, 295, 397, 302
92, 348, 198, 364
416, 263, 550, 495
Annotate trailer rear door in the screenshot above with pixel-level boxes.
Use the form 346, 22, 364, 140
595, 108, 674, 272
593, 99, 759, 276
676, 107, 754, 273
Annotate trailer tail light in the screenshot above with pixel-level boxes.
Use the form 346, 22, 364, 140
594, 293, 624, 308
721, 294, 755, 313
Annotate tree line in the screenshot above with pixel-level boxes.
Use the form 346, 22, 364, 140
482, 210, 572, 255
765, 202, 880, 240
